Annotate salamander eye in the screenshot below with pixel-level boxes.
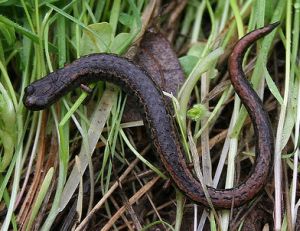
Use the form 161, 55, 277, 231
25, 85, 35, 96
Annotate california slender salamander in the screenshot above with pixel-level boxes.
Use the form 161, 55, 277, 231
23, 23, 278, 208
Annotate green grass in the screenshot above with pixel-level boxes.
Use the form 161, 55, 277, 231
0, 0, 298, 230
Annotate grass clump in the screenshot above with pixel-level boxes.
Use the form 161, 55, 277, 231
0, 1, 298, 231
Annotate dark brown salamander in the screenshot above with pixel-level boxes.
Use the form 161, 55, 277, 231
23, 23, 278, 208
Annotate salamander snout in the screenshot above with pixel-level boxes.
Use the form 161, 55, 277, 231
23, 85, 41, 111
23, 84, 50, 111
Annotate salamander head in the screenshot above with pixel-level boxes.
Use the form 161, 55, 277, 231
23, 72, 63, 111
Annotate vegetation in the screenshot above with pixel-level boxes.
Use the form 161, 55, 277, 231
0, 0, 298, 230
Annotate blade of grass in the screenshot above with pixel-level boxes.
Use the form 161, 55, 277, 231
274, 1, 291, 229
25, 168, 54, 231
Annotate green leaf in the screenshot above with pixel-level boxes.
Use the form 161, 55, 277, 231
280, 86, 297, 150
187, 42, 206, 57
0, 15, 57, 52
264, 66, 283, 104
80, 22, 113, 55
46, 2, 108, 52
26, 168, 54, 231
0, 21, 15, 45
110, 32, 131, 54
0, 84, 16, 172
109, 0, 121, 35
179, 55, 199, 76
119, 13, 133, 27
0, 0, 20, 6
0, 15, 38, 42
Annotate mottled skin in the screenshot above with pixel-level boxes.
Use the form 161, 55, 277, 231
23, 23, 278, 208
